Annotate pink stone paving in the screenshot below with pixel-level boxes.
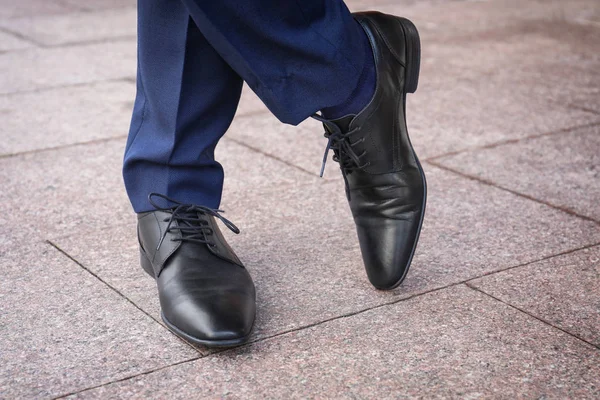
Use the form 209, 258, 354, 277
1, 0, 599, 398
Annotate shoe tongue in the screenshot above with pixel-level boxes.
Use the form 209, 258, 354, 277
177, 209, 206, 227
326, 115, 355, 133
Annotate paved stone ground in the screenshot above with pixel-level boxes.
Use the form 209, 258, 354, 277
1, 0, 599, 398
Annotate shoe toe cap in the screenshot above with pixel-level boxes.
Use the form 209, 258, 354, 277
158, 264, 256, 345
356, 216, 422, 290
162, 292, 256, 344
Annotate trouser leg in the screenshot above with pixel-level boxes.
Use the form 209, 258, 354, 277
123, 0, 243, 212
179, 0, 368, 125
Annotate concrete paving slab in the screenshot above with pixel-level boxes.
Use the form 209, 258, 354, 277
60, 0, 136, 11
443, 18, 600, 116
0, 40, 136, 94
0, 137, 312, 240
71, 285, 600, 399
374, 0, 600, 42
435, 125, 600, 221
0, 0, 71, 19
0, 8, 136, 46
52, 223, 163, 326
227, 112, 341, 178
365, 0, 600, 149
0, 140, 131, 240
0, 81, 135, 155
0, 241, 198, 399
52, 165, 600, 345
415, 33, 599, 156
525, 30, 600, 115
236, 84, 269, 117
470, 245, 600, 348
0, 29, 33, 52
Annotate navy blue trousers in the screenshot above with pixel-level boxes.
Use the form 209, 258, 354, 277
123, 0, 367, 212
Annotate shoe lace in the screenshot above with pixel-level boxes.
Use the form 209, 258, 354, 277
148, 193, 240, 251
312, 114, 370, 178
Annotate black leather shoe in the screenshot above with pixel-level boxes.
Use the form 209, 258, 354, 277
316, 12, 426, 290
137, 193, 256, 347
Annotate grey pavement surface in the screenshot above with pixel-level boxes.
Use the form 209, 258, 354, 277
1, 0, 599, 398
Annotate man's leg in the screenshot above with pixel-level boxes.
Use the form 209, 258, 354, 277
177, 1, 426, 291
125, 0, 255, 347
178, 0, 375, 125
123, 0, 243, 212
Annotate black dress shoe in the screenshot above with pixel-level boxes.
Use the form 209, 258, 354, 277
137, 193, 256, 347
316, 12, 426, 290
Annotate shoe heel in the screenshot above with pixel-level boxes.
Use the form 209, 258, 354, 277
139, 249, 156, 279
398, 17, 421, 94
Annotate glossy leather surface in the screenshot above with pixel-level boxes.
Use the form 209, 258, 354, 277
138, 211, 255, 346
327, 12, 426, 290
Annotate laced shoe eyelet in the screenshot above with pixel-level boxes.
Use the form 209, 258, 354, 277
148, 193, 240, 250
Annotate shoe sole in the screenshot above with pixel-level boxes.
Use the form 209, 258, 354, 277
379, 17, 427, 291
139, 249, 253, 348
